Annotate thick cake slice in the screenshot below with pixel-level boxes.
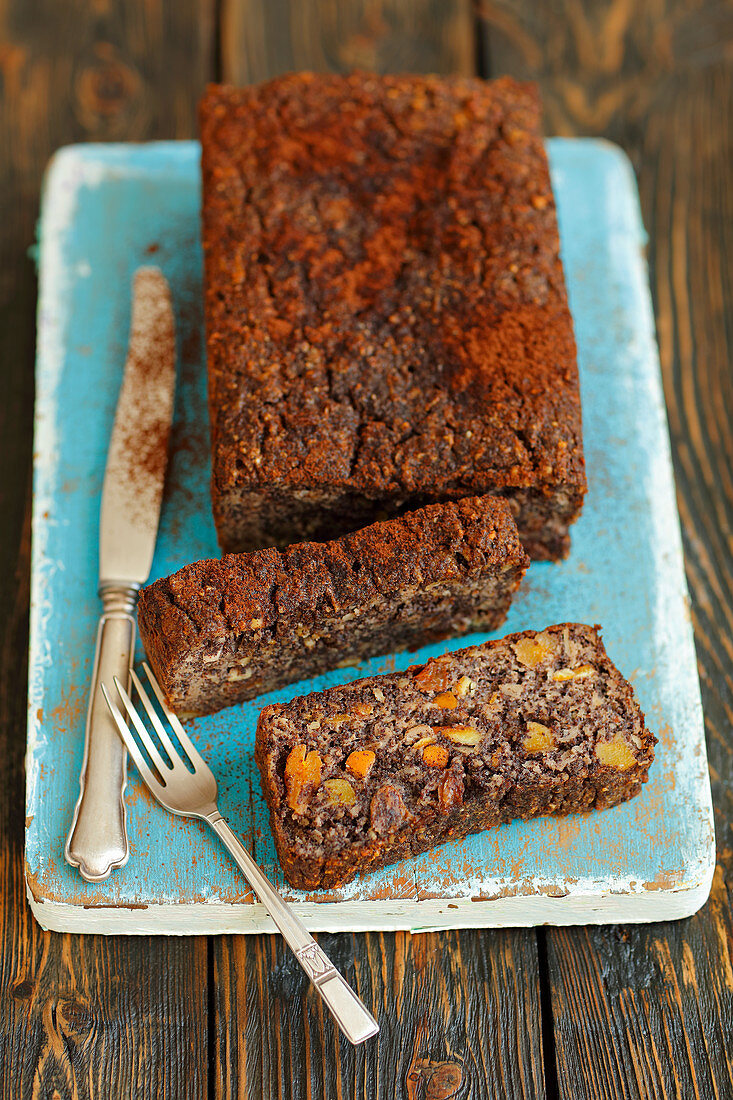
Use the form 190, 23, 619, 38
200, 72, 586, 559
255, 624, 655, 890
138, 496, 528, 717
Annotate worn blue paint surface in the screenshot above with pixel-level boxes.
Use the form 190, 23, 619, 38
26, 140, 714, 930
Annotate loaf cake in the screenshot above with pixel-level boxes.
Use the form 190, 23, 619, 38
200, 72, 586, 559
255, 624, 654, 890
137, 496, 528, 717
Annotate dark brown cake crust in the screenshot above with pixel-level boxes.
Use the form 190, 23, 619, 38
200, 72, 586, 558
255, 624, 655, 890
138, 496, 528, 716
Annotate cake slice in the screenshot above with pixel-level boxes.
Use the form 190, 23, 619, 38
255, 624, 654, 890
137, 496, 528, 717
200, 73, 586, 559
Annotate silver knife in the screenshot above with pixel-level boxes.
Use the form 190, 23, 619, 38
66, 267, 176, 882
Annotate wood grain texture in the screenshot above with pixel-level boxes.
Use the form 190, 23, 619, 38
221, 0, 475, 85
479, 3, 733, 1097
212, 929, 545, 1099
0, 1, 214, 1096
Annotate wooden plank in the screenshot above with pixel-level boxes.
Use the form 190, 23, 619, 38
212, 929, 545, 1099
0, 1, 215, 1096
546, 875, 733, 1099
479, 4, 733, 1096
221, 0, 475, 86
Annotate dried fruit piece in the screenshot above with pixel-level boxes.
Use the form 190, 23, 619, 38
552, 665, 595, 682
512, 637, 553, 668
596, 735, 636, 771
323, 778, 357, 806
345, 749, 375, 779
413, 659, 454, 693
438, 773, 464, 810
524, 721, 555, 754
433, 692, 458, 709
441, 726, 483, 746
453, 675, 475, 697
370, 784, 407, 834
422, 744, 450, 767
284, 745, 322, 813
354, 702, 373, 717
328, 713, 351, 727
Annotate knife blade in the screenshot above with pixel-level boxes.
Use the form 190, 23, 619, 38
65, 266, 176, 882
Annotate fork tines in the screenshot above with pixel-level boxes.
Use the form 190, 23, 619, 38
101, 663, 205, 791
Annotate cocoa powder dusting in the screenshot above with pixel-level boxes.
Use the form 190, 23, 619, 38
104, 267, 176, 531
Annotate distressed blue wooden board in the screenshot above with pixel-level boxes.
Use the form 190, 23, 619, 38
26, 139, 715, 934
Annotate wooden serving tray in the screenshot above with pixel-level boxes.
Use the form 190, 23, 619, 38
25, 139, 714, 934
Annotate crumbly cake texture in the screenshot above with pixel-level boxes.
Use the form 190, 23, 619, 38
255, 624, 655, 891
200, 72, 586, 559
137, 496, 528, 717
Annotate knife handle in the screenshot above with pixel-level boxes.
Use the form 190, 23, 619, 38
65, 585, 138, 882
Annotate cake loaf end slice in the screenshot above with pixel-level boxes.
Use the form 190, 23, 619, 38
138, 495, 528, 717
255, 624, 655, 890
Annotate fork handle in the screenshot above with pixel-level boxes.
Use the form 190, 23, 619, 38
207, 814, 379, 1046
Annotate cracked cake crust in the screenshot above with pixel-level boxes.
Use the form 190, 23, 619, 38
200, 72, 586, 557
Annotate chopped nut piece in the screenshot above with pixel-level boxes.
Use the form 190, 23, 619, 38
373, 687, 385, 703
413, 659, 454, 693
433, 692, 458, 709
596, 735, 636, 771
250, 618, 263, 629
552, 665, 595, 682
438, 773, 464, 810
422, 744, 450, 767
323, 778, 357, 806
370, 784, 407, 834
512, 637, 553, 668
453, 676, 475, 697
441, 726, 483, 746
345, 749, 376, 779
354, 703, 373, 716
284, 744, 322, 813
410, 734, 437, 752
524, 721, 555, 754
405, 724, 434, 742
483, 691, 502, 716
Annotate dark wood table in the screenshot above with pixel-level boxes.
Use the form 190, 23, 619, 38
2, 3, 732, 1096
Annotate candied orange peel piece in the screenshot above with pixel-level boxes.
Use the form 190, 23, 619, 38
284, 744, 322, 812
345, 749, 376, 779
422, 744, 450, 768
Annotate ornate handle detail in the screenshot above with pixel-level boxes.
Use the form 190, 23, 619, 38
65, 584, 138, 881
296, 943, 337, 984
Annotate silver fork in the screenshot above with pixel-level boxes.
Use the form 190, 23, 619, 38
101, 664, 379, 1047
